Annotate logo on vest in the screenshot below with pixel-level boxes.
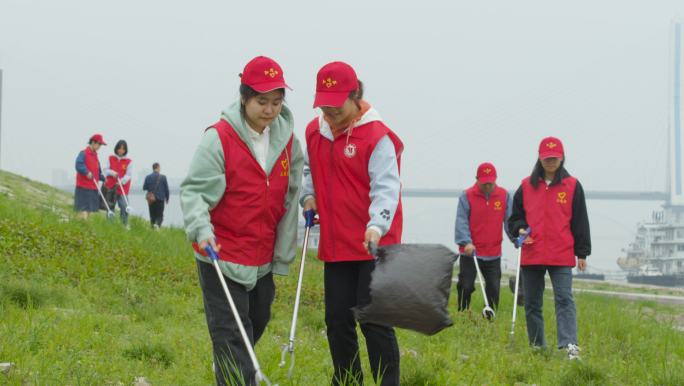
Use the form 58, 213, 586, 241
344, 143, 357, 158
265, 68, 278, 78
121, 164, 127, 170
322, 78, 338, 88
557, 192, 567, 204
280, 159, 289, 177
494, 201, 502, 210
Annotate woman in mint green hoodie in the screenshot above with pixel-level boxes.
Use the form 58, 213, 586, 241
180, 56, 304, 386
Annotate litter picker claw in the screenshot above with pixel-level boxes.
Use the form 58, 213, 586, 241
204, 240, 276, 386
116, 177, 133, 214
472, 248, 495, 319
93, 178, 115, 219
280, 209, 316, 378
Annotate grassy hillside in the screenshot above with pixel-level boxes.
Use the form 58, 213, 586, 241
1, 170, 684, 385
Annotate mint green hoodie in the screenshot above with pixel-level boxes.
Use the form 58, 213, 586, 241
180, 100, 304, 290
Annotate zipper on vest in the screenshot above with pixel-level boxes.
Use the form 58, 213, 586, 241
329, 141, 335, 262
545, 180, 550, 263
485, 197, 489, 254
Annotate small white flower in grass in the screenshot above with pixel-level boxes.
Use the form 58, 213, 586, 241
303, 326, 309, 330
408, 350, 418, 358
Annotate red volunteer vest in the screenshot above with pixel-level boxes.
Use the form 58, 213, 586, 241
521, 176, 578, 266
192, 120, 293, 266
76, 147, 100, 190
305, 117, 404, 262
106, 156, 132, 195
458, 184, 507, 257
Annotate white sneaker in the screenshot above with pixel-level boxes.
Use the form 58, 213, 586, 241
126, 225, 130, 231
153, 224, 159, 232
564, 344, 582, 360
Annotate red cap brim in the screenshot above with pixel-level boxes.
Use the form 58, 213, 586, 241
313, 91, 350, 108
101, 141, 107, 145
539, 151, 563, 159
250, 81, 292, 93
478, 176, 497, 184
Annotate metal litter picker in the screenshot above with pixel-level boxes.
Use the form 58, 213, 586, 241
116, 177, 134, 214
511, 227, 532, 344
472, 249, 495, 319
204, 241, 276, 386
93, 178, 115, 219
280, 209, 316, 378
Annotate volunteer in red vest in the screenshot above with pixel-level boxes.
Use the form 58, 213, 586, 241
180, 56, 304, 385
74, 134, 107, 220
508, 137, 591, 360
103, 140, 132, 227
455, 162, 515, 315
301, 62, 403, 386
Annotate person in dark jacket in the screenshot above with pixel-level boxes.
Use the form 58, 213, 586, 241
508, 137, 591, 360
143, 163, 170, 229
455, 162, 516, 316
74, 134, 107, 220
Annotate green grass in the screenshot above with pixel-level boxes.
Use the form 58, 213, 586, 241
1, 170, 684, 385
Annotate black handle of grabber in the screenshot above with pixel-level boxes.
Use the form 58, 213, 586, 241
304, 209, 316, 228
516, 227, 531, 248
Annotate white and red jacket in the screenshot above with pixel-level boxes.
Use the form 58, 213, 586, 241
191, 120, 293, 266
508, 170, 592, 266
302, 108, 404, 262
457, 184, 512, 258
104, 155, 132, 195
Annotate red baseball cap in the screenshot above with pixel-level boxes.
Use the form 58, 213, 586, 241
91, 134, 107, 145
539, 137, 564, 159
477, 163, 497, 184
239, 56, 292, 93
313, 62, 359, 108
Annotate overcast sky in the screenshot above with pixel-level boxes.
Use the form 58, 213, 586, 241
0, 0, 681, 193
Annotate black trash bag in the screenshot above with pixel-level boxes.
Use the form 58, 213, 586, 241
353, 243, 458, 336
99, 183, 117, 211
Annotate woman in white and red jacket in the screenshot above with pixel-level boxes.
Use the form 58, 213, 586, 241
508, 137, 591, 360
103, 140, 132, 226
300, 62, 403, 386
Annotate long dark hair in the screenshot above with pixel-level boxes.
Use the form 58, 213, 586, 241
114, 140, 128, 156
529, 156, 566, 189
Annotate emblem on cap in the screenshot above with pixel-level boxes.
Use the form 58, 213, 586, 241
547, 142, 557, 149
265, 68, 279, 78
323, 78, 338, 88
344, 143, 357, 158
483, 168, 492, 174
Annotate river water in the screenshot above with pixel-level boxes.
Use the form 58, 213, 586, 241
126, 194, 661, 277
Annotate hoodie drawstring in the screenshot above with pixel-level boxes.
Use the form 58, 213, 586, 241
346, 120, 358, 144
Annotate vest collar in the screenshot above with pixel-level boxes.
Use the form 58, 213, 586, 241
471, 182, 500, 198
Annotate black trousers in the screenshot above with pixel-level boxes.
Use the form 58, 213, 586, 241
197, 260, 275, 386
324, 260, 400, 386
457, 255, 502, 312
148, 200, 164, 226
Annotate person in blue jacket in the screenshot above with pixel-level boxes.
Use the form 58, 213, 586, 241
143, 162, 170, 230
